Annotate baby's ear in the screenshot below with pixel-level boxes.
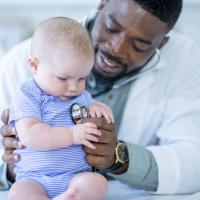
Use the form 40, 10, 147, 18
28, 57, 39, 74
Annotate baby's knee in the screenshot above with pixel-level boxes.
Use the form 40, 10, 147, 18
69, 172, 107, 200
91, 172, 107, 193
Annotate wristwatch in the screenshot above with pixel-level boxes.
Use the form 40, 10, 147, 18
106, 140, 129, 173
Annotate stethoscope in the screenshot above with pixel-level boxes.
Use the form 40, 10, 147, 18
70, 103, 89, 124
70, 49, 160, 122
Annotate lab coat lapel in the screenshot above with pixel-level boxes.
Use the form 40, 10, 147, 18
131, 57, 167, 100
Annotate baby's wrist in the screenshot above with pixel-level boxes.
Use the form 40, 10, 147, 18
67, 127, 75, 145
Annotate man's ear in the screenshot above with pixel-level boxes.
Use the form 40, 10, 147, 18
28, 57, 39, 74
158, 36, 170, 50
97, 0, 108, 11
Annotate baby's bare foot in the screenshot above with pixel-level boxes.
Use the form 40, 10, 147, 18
53, 188, 80, 200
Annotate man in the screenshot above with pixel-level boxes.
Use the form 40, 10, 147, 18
1, 0, 200, 196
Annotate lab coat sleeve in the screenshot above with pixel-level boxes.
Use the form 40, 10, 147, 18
0, 39, 32, 189
0, 38, 32, 118
0, 163, 12, 190
114, 34, 200, 194
0, 135, 12, 190
147, 43, 200, 194
110, 143, 158, 191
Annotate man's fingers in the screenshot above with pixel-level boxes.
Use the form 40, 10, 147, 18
85, 134, 99, 143
84, 122, 97, 129
2, 136, 19, 150
84, 142, 114, 156
2, 153, 19, 164
0, 125, 16, 137
97, 129, 117, 144
86, 154, 110, 169
1, 109, 10, 124
81, 117, 114, 131
86, 127, 102, 136
83, 140, 96, 150
82, 117, 117, 169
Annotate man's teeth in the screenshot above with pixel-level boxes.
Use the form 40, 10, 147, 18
103, 57, 115, 67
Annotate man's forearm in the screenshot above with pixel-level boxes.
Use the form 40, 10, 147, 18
109, 143, 158, 191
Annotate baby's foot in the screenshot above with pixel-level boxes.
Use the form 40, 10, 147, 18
53, 188, 80, 200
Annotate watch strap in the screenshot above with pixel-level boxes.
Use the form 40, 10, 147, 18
105, 140, 128, 173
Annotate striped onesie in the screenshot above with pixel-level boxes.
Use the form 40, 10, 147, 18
9, 79, 92, 198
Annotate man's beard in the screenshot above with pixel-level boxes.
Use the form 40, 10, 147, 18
91, 66, 123, 90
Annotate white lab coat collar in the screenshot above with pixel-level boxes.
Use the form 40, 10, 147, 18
131, 51, 167, 100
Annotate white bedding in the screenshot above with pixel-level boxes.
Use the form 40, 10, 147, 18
1, 180, 199, 200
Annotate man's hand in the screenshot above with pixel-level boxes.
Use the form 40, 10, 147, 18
0, 109, 22, 182
0, 109, 21, 163
82, 117, 117, 169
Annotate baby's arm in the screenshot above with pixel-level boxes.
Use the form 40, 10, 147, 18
89, 101, 114, 123
15, 118, 101, 150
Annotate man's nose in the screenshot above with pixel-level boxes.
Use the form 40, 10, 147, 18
105, 34, 127, 57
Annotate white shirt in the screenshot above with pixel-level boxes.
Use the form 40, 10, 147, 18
0, 31, 200, 194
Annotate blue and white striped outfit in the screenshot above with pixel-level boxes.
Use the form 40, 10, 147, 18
9, 79, 93, 198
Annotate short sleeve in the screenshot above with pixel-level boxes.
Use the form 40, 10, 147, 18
9, 80, 42, 126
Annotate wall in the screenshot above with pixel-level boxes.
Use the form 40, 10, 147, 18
176, 0, 200, 45
0, 0, 199, 55
0, 0, 99, 54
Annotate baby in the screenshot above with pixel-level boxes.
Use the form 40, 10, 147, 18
8, 17, 114, 200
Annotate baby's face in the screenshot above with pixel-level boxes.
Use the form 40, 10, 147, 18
34, 50, 93, 100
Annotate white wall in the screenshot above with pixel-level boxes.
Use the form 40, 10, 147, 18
0, 0, 99, 54
176, 0, 200, 45
0, 0, 199, 55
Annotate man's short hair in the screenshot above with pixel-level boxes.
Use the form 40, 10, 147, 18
134, 0, 182, 30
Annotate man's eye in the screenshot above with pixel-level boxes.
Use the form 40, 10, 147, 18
133, 46, 146, 52
104, 24, 119, 33
132, 42, 150, 52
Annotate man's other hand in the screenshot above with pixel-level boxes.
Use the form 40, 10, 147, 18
0, 109, 22, 164
82, 117, 117, 169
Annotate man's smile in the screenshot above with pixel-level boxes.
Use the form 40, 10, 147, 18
95, 50, 125, 77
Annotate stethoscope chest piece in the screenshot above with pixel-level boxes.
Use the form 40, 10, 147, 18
70, 103, 89, 124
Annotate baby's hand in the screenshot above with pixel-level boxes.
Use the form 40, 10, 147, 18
70, 123, 101, 149
89, 101, 114, 124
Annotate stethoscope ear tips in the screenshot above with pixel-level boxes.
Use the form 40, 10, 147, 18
70, 103, 89, 124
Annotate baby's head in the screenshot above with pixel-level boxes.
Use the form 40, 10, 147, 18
28, 17, 94, 100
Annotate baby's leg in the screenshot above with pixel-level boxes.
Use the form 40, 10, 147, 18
8, 179, 80, 200
68, 172, 107, 200
8, 179, 48, 200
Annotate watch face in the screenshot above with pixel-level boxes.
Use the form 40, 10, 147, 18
117, 143, 129, 163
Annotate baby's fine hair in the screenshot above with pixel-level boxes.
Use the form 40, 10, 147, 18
31, 17, 94, 62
